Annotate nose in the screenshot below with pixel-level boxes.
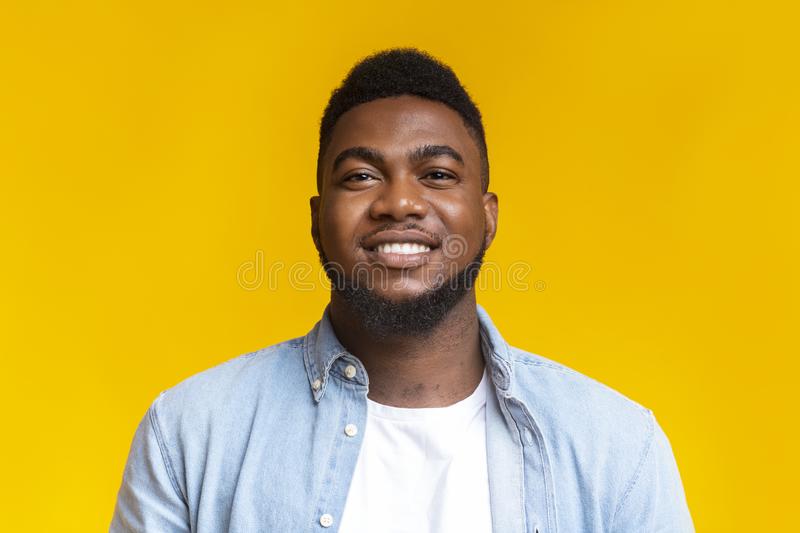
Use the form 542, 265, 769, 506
368, 176, 428, 221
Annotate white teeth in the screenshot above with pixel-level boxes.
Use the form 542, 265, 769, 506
376, 243, 431, 254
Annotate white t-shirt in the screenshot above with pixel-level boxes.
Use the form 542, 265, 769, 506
338, 369, 493, 533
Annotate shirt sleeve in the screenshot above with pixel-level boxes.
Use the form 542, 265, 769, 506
611, 412, 695, 533
110, 402, 190, 532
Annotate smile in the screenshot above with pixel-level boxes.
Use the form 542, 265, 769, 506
362, 242, 438, 269
360, 229, 441, 268
373, 242, 432, 255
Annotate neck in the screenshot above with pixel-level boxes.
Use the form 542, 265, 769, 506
328, 291, 485, 408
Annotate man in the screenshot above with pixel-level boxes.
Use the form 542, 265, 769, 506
111, 49, 694, 532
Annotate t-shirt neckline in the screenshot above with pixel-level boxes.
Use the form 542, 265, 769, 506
366, 368, 489, 422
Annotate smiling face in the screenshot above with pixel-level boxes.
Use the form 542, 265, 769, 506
311, 94, 498, 318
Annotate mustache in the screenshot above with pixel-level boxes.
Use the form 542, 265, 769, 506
358, 222, 441, 248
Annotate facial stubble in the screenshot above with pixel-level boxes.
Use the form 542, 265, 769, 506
319, 240, 486, 339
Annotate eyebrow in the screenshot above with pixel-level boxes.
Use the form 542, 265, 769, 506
331, 144, 465, 174
408, 144, 464, 166
332, 146, 384, 173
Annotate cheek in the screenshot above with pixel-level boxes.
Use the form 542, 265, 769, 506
319, 200, 362, 258
438, 199, 486, 259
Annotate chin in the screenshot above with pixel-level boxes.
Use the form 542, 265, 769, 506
321, 242, 484, 336
372, 285, 432, 303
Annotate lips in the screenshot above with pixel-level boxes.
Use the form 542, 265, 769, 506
362, 229, 440, 251
361, 229, 441, 269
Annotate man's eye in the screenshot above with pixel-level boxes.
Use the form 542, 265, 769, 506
346, 173, 375, 182
425, 171, 454, 180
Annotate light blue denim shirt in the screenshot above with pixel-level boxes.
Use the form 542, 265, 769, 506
111, 304, 694, 532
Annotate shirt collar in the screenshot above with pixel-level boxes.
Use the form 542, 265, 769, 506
303, 302, 515, 402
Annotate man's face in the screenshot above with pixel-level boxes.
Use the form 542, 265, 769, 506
311, 95, 497, 310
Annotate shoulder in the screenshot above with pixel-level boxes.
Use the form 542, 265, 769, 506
509, 346, 652, 428
130, 337, 310, 507
507, 346, 656, 494
507, 347, 693, 529
150, 337, 307, 433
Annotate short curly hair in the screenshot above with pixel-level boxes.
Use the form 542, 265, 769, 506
316, 48, 489, 193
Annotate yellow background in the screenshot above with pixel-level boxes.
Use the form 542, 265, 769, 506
2, 1, 798, 531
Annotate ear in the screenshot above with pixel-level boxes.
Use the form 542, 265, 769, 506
310, 195, 322, 254
482, 192, 499, 250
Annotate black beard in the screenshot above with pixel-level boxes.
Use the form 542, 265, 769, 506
319, 242, 486, 339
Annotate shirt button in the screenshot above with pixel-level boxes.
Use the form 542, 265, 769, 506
311, 379, 321, 391
344, 364, 357, 379
522, 427, 534, 446
319, 513, 334, 528
344, 423, 358, 437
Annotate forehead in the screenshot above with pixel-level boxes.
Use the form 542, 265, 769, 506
323, 95, 481, 167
